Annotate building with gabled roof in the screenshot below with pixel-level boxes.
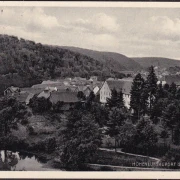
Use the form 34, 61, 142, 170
14, 91, 29, 103
4, 86, 20, 96
37, 89, 51, 99
99, 79, 133, 108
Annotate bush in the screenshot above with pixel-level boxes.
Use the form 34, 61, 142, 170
29, 96, 52, 113
44, 137, 57, 153
21, 119, 29, 125
27, 125, 36, 135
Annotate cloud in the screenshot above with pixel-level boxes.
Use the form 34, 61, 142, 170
71, 13, 120, 34
141, 16, 180, 41
0, 8, 59, 31
0, 24, 42, 41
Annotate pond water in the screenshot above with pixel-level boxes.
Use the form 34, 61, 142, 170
0, 150, 59, 171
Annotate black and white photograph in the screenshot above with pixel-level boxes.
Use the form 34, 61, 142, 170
1, 2, 180, 173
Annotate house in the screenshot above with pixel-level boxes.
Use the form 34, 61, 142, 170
77, 86, 92, 97
37, 89, 51, 99
50, 91, 79, 111
4, 86, 20, 96
14, 91, 29, 104
99, 79, 133, 108
26, 93, 35, 105
157, 80, 166, 86
20, 87, 42, 95
44, 87, 57, 92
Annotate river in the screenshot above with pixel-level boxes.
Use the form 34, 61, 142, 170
0, 150, 60, 171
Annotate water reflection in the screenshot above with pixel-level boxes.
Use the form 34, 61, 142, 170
0, 150, 55, 171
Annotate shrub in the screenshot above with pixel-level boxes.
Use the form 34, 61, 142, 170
29, 96, 52, 113
27, 125, 36, 135
21, 119, 29, 125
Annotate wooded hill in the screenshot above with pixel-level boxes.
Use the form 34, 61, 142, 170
60, 46, 142, 72
0, 35, 130, 95
133, 57, 180, 69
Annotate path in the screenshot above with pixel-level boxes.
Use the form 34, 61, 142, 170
99, 148, 160, 163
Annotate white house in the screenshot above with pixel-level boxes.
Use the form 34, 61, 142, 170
99, 79, 133, 108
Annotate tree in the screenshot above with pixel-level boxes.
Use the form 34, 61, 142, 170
145, 66, 158, 116
29, 96, 52, 113
0, 97, 27, 160
106, 88, 118, 108
162, 101, 180, 143
119, 120, 136, 148
156, 82, 165, 100
60, 110, 101, 170
117, 90, 125, 109
173, 125, 180, 145
130, 73, 145, 120
169, 82, 177, 99
86, 91, 95, 109
90, 102, 109, 127
77, 91, 86, 101
106, 107, 127, 152
164, 83, 170, 91
160, 130, 169, 147
52, 101, 64, 113
134, 117, 158, 155
150, 82, 166, 123
151, 98, 170, 124
176, 88, 180, 100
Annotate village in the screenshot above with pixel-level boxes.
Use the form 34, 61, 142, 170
3, 76, 133, 109
3, 69, 180, 111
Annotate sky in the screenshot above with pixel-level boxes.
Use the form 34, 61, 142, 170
0, 6, 180, 59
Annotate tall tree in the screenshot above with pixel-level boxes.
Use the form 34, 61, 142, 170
106, 107, 127, 152
116, 89, 125, 109
145, 66, 158, 116
169, 82, 177, 99
151, 82, 166, 123
156, 82, 165, 100
176, 88, 180, 100
162, 100, 180, 143
134, 117, 158, 155
0, 97, 27, 161
106, 88, 118, 108
60, 110, 101, 170
130, 73, 145, 120
160, 130, 169, 147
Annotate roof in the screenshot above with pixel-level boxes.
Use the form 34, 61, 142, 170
50, 92, 79, 104
77, 85, 92, 92
45, 87, 57, 92
26, 93, 35, 104
165, 75, 180, 86
21, 88, 42, 95
14, 92, 29, 103
94, 81, 103, 88
5, 86, 20, 93
41, 80, 64, 84
37, 91, 51, 99
106, 79, 133, 95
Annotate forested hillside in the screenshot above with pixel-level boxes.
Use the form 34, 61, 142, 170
61, 46, 141, 72
0, 35, 127, 95
133, 57, 180, 69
